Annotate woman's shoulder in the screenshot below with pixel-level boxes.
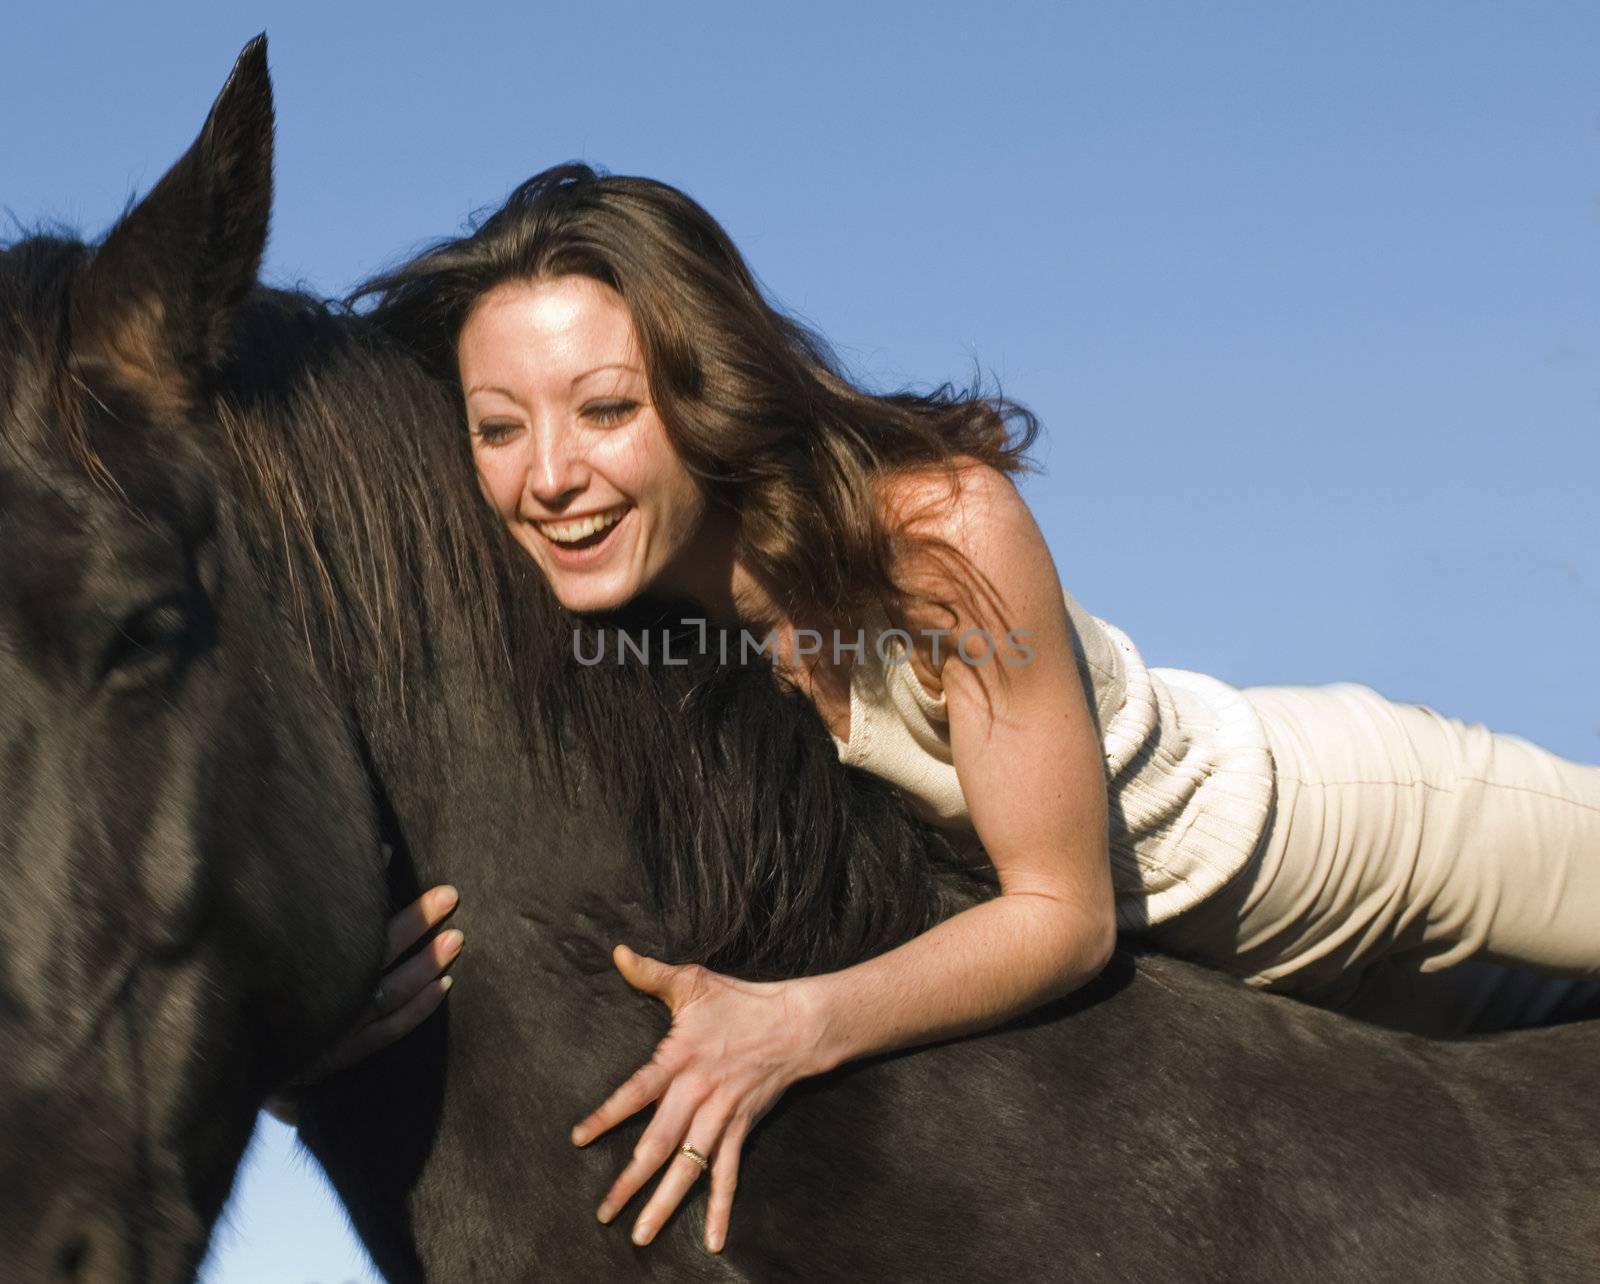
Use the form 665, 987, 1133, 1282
872, 455, 1044, 608
867, 454, 1052, 695
871, 453, 1022, 532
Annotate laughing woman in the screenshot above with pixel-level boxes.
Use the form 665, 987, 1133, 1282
277, 164, 1600, 1254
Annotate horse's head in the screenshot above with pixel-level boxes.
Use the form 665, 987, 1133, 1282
0, 36, 388, 1281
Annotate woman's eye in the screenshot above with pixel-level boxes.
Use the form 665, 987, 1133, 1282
474, 420, 519, 445
584, 400, 638, 425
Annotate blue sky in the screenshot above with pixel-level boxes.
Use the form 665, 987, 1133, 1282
6, 3, 1598, 1279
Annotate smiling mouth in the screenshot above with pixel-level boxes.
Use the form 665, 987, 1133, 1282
535, 505, 630, 550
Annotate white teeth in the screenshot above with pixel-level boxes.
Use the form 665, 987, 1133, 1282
536, 506, 628, 544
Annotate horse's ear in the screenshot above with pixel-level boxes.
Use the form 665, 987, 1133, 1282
70, 34, 274, 414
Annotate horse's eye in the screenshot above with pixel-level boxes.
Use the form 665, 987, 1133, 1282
101, 596, 195, 691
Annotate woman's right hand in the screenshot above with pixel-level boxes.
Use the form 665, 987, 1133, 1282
264, 884, 463, 1126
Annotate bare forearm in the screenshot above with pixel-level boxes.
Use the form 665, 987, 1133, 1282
794, 891, 1116, 1077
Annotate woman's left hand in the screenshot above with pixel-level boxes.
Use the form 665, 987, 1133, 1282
573, 944, 825, 1254
263, 880, 462, 1126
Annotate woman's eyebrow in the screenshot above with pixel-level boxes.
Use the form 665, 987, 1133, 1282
464, 383, 521, 400
571, 363, 641, 389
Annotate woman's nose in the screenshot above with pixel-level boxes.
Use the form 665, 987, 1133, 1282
525, 425, 589, 503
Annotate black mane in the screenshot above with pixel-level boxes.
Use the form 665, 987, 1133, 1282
205, 281, 984, 980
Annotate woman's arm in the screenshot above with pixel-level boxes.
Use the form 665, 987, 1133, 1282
796, 454, 1113, 1063
574, 459, 1118, 1252
795, 888, 1112, 1065
800, 457, 1117, 1068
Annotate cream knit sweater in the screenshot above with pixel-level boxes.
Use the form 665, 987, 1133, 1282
830, 585, 1276, 930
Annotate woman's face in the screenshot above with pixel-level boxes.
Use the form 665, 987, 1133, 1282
459, 275, 709, 614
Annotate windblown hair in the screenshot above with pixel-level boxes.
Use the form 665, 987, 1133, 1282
347, 163, 1043, 655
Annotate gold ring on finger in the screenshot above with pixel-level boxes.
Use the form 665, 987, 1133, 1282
679, 1143, 710, 1173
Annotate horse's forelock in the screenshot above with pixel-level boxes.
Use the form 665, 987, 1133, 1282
0, 238, 226, 535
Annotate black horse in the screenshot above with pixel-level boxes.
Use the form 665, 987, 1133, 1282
3, 37, 1597, 1284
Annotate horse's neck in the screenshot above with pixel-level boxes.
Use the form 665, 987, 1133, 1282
300, 706, 678, 1280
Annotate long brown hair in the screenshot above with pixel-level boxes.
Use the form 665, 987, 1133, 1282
348, 163, 1042, 664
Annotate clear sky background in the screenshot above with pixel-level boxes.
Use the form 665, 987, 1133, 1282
6, 3, 1598, 1280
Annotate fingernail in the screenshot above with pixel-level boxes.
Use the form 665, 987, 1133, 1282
596, 1202, 614, 1224
706, 1231, 724, 1254
439, 975, 454, 993
571, 1125, 589, 1146
632, 1221, 653, 1246
437, 885, 460, 910
440, 929, 465, 957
